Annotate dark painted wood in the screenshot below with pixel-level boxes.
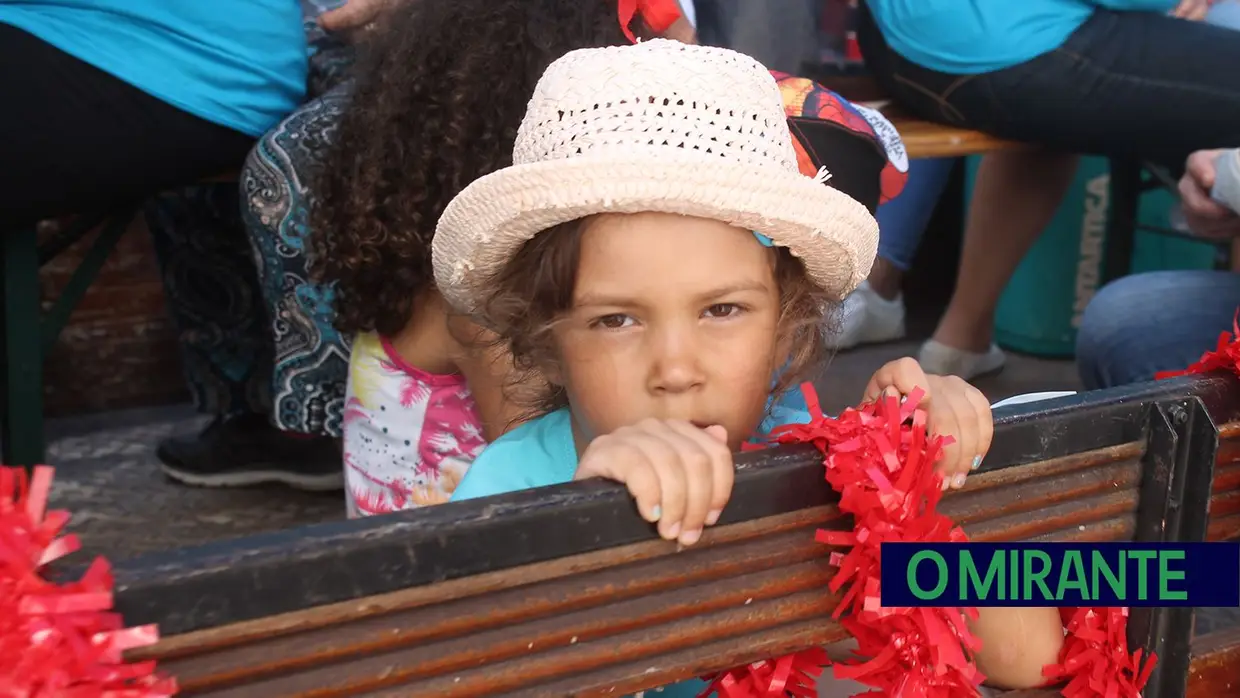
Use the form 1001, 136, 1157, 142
94, 373, 1240, 697
128, 429, 1153, 695
100, 374, 1240, 638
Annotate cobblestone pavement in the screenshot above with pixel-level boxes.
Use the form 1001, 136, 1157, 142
44, 404, 344, 562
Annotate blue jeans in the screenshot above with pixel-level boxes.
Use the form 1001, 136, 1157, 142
1076, 271, 1240, 389
856, 6, 1240, 171
876, 157, 954, 271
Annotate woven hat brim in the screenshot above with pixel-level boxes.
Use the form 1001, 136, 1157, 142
433, 155, 880, 316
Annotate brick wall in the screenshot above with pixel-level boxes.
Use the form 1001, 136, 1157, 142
40, 216, 189, 417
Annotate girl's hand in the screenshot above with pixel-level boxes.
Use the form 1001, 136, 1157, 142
574, 419, 734, 546
863, 358, 994, 490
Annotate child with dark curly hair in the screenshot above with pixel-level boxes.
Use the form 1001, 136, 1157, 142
309, 0, 695, 516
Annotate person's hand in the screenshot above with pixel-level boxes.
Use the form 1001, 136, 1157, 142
1171, 0, 1214, 21
318, 0, 396, 34
1179, 149, 1240, 239
574, 419, 734, 546
863, 358, 994, 491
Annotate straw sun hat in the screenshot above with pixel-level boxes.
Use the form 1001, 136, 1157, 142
432, 39, 881, 316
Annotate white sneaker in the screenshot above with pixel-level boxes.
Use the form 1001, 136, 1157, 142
918, 339, 1006, 380
828, 281, 907, 350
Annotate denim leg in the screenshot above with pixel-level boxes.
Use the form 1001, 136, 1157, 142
241, 79, 353, 437
875, 157, 955, 272
1076, 271, 1240, 390
857, 7, 1240, 170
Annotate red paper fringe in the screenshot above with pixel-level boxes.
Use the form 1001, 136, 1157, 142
699, 384, 1155, 698
1155, 310, 1240, 381
1043, 607, 1155, 698
1, 465, 176, 697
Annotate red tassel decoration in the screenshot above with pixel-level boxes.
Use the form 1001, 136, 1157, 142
1155, 309, 1240, 380
698, 648, 829, 698
699, 381, 1158, 698
701, 385, 985, 698
1043, 607, 1156, 698
617, 0, 683, 43
0, 465, 177, 697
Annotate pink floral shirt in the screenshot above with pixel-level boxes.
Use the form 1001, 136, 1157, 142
343, 332, 488, 517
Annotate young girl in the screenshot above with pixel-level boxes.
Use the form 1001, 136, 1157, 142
309, 0, 695, 516
438, 41, 1065, 694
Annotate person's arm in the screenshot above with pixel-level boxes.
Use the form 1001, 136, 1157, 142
447, 314, 539, 442
1180, 148, 1240, 239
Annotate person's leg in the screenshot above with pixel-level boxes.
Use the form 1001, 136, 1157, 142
923, 151, 1081, 366
859, 9, 1240, 376
0, 24, 254, 227
244, 80, 353, 440
1077, 271, 1240, 389
832, 157, 956, 350
146, 183, 344, 490
144, 184, 271, 420
153, 84, 352, 488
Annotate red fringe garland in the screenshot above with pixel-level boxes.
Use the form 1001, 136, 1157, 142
1, 465, 176, 697
1044, 607, 1155, 698
699, 384, 1155, 698
1154, 310, 1240, 381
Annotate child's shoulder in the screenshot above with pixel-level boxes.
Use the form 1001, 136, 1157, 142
450, 408, 578, 501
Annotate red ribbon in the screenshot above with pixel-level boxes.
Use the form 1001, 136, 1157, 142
0, 465, 176, 697
1155, 309, 1240, 380
618, 0, 683, 44
699, 382, 1157, 698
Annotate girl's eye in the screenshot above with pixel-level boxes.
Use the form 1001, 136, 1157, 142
591, 313, 634, 329
704, 303, 742, 318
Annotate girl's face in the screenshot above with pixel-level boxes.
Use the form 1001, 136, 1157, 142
553, 212, 784, 452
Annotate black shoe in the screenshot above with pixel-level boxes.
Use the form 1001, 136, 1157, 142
156, 412, 343, 491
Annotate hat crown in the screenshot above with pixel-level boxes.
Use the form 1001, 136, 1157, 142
514, 40, 799, 173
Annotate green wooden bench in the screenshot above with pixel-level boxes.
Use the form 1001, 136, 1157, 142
2, 173, 238, 467
2, 209, 139, 466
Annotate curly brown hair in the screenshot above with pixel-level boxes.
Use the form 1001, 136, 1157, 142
309, 0, 657, 337
483, 219, 838, 419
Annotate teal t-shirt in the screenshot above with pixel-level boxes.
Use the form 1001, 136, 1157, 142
450, 392, 812, 698
865, 0, 1177, 74
0, 0, 308, 137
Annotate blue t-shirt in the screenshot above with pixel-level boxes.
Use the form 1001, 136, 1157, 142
450, 393, 812, 698
865, 0, 1177, 75
0, 1, 308, 137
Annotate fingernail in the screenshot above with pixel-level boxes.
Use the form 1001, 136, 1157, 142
665, 522, 681, 540
952, 473, 967, 489
941, 477, 951, 492
705, 509, 721, 526
679, 528, 702, 545
650, 505, 662, 521
970, 456, 982, 471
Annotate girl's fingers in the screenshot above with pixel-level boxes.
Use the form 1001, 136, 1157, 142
931, 396, 963, 490
579, 439, 664, 523
668, 421, 735, 531
962, 384, 994, 471
626, 431, 689, 540
865, 358, 931, 404
944, 392, 978, 489
647, 422, 715, 545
